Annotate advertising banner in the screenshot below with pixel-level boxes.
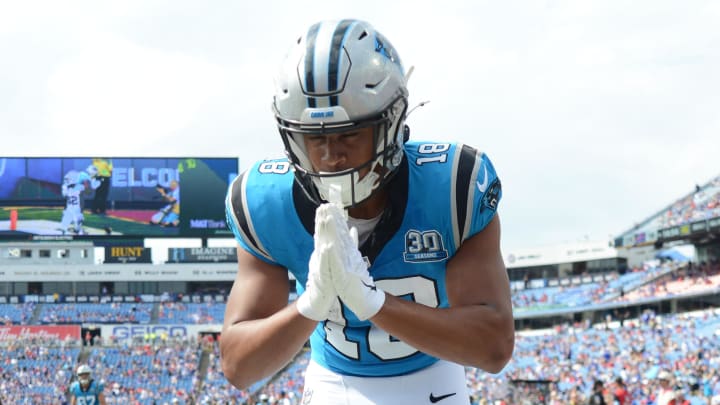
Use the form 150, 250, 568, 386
0, 263, 239, 281
167, 247, 237, 263
0, 325, 81, 340
100, 324, 222, 343
104, 246, 152, 264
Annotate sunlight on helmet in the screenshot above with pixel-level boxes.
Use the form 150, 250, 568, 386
273, 19, 409, 208
77, 364, 92, 385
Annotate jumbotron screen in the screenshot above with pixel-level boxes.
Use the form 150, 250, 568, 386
0, 157, 238, 239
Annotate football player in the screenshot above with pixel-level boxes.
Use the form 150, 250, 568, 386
150, 180, 180, 227
222, 19, 514, 404
79, 164, 102, 192
59, 170, 87, 235
69, 364, 106, 405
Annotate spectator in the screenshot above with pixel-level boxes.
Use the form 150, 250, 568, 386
685, 381, 706, 405
613, 377, 630, 405
588, 379, 607, 405
669, 387, 691, 405
150, 180, 180, 227
655, 370, 676, 405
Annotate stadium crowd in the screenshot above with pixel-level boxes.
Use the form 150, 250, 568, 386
618, 260, 720, 303
85, 338, 201, 404
512, 260, 719, 314
655, 175, 720, 229
158, 302, 225, 325
0, 302, 35, 324
0, 337, 80, 404
39, 302, 153, 324
467, 308, 720, 404
2, 258, 720, 403
2, 307, 720, 404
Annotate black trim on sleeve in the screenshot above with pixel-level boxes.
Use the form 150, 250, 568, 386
230, 171, 262, 252
454, 145, 478, 243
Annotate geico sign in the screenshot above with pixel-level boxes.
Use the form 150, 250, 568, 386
111, 325, 188, 339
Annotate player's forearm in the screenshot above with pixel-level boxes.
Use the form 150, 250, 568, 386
371, 294, 514, 373
220, 303, 317, 389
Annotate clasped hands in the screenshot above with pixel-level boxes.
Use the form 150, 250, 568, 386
296, 203, 385, 322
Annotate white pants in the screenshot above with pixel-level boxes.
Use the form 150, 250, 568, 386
60, 205, 84, 233
300, 359, 470, 405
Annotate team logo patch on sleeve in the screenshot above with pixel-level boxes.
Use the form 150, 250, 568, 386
403, 229, 448, 262
482, 178, 501, 211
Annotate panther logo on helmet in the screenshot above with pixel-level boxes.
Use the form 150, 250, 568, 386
374, 33, 401, 66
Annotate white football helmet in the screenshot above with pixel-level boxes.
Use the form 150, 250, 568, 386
77, 364, 92, 385
273, 19, 409, 208
86, 164, 98, 177
63, 170, 80, 186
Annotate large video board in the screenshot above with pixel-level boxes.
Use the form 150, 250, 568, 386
0, 157, 237, 239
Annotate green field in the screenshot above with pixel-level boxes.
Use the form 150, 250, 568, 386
0, 206, 179, 236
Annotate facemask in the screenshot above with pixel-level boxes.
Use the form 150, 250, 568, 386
317, 164, 380, 207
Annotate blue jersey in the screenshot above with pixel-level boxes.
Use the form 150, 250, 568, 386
69, 380, 104, 404
226, 141, 501, 377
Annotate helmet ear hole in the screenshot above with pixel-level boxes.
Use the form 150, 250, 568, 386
403, 124, 410, 142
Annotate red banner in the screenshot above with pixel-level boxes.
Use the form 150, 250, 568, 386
0, 325, 81, 340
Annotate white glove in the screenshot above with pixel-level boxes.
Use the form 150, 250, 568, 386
320, 203, 385, 321
296, 209, 338, 321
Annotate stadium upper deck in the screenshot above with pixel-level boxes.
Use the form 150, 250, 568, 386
615, 173, 720, 250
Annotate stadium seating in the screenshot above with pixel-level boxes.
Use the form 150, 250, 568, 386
2, 305, 719, 404
655, 178, 720, 229
0, 302, 35, 324
0, 339, 81, 403
465, 308, 720, 403
2, 260, 720, 404
83, 340, 200, 405
38, 303, 153, 324
196, 339, 266, 404
157, 302, 226, 325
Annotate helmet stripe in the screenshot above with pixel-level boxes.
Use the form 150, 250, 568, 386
304, 23, 321, 108
328, 19, 355, 106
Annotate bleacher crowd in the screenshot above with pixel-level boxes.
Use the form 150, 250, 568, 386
2, 260, 720, 404
655, 175, 720, 229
